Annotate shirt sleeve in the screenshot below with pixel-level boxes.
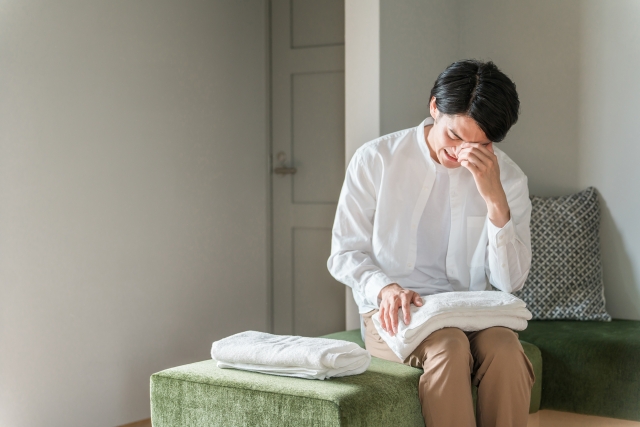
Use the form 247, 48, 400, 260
327, 150, 393, 308
485, 176, 532, 293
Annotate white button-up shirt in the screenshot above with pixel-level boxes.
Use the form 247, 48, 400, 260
327, 117, 532, 314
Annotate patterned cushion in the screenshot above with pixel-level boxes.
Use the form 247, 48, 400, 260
512, 187, 611, 320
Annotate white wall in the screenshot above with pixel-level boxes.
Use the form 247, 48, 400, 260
0, 1, 269, 426
345, 0, 380, 330
578, 1, 640, 320
378, 0, 640, 320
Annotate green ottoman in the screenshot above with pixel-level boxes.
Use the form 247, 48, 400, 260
150, 329, 542, 426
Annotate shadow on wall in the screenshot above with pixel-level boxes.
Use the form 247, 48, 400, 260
599, 195, 640, 320
578, 1, 640, 320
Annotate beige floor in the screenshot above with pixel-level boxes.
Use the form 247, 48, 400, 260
528, 410, 640, 427
120, 411, 640, 427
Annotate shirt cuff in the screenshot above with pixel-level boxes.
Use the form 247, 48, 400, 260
487, 217, 516, 248
364, 271, 394, 308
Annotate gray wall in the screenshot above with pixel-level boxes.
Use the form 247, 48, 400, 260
380, 0, 458, 135
0, 1, 269, 426
380, 0, 640, 320
577, 1, 640, 320
458, 0, 582, 197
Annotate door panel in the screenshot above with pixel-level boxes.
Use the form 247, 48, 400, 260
271, 0, 345, 336
292, 71, 345, 203
291, 0, 345, 48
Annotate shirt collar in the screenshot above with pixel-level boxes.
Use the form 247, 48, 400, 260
417, 117, 436, 168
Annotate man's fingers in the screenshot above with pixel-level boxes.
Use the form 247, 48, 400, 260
400, 293, 411, 325
475, 142, 495, 157
457, 147, 474, 163
413, 293, 423, 306
460, 151, 491, 173
381, 304, 390, 334
470, 148, 493, 165
461, 153, 479, 166
379, 289, 419, 335
460, 156, 478, 172
460, 145, 495, 165
461, 141, 493, 151
459, 148, 486, 165
389, 298, 399, 334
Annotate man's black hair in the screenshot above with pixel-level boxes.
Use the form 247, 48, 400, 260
430, 60, 519, 142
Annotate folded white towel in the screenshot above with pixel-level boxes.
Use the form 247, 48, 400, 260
211, 331, 371, 380
373, 291, 532, 361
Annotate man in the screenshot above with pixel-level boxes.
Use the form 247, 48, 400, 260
327, 60, 535, 427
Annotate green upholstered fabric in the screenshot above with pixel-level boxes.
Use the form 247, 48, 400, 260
151, 329, 541, 426
518, 319, 640, 421
151, 356, 424, 427
323, 329, 542, 415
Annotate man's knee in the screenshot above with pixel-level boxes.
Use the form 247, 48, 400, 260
474, 327, 535, 385
421, 328, 472, 369
433, 327, 471, 352
476, 327, 523, 360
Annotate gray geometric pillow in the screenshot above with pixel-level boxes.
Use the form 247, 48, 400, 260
512, 187, 612, 321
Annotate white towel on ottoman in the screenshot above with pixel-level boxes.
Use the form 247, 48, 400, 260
211, 331, 371, 380
372, 291, 532, 361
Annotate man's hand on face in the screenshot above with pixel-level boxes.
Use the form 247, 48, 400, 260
377, 283, 423, 337
457, 142, 511, 228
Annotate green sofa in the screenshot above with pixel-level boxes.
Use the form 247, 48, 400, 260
517, 319, 640, 422
150, 330, 542, 426
151, 319, 640, 425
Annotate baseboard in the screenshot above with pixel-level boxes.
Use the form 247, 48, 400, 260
116, 419, 151, 427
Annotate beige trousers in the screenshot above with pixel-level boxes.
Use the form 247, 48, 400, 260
362, 309, 535, 427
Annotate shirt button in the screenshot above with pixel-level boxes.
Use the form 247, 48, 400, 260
499, 235, 504, 240
407, 263, 412, 268
501, 263, 506, 268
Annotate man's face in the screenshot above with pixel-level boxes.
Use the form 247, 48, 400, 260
425, 97, 493, 168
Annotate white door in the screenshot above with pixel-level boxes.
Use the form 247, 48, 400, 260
271, 0, 346, 337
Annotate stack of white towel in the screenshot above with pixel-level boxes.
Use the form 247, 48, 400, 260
373, 291, 532, 361
211, 331, 371, 380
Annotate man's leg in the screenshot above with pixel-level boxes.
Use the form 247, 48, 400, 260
362, 310, 476, 427
466, 327, 535, 427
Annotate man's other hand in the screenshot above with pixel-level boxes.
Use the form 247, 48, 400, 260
457, 141, 510, 228
377, 283, 423, 336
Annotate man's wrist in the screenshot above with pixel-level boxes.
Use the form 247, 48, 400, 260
486, 193, 510, 228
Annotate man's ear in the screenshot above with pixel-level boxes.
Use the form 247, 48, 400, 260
429, 97, 438, 119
